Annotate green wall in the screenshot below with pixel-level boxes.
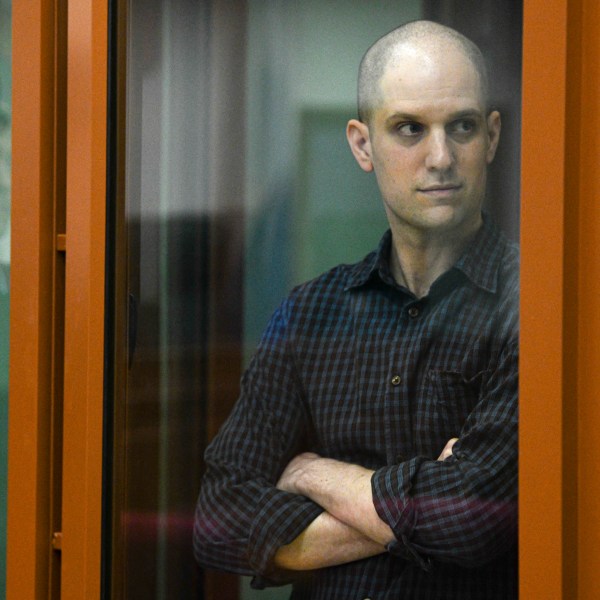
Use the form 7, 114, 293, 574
243, 0, 422, 362
241, 2, 421, 597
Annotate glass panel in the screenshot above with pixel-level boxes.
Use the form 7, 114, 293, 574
114, 1, 521, 598
0, 1, 10, 596
422, 0, 522, 240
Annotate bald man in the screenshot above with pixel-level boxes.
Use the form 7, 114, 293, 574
195, 21, 518, 599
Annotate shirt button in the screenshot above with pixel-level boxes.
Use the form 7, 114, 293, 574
408, 306, 420, 318
391, 375, 402, 386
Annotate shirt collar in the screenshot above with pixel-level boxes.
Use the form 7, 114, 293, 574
345, 214, 507, 295
344, 230, 393, 291
452, 215, 505, 294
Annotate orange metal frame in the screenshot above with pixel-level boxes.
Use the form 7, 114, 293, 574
9, 1, 59, 596
7, 0, 600, 597
520, 0, 600, 597
572, 1, 600, 595
8, 0, 108, 598
61, 1, 108, 598
520, 0, 571, 597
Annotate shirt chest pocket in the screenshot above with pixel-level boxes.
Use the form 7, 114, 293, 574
424, 370, 484, 452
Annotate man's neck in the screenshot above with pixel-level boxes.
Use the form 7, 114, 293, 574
388, 218, 482, 298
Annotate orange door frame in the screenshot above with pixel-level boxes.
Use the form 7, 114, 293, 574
61, 1, 108, 598
8, 0, 600, 598
571, 1, 600, 595
520, 0, 600, 597
8, 0, 63, 596
8, 0, 108, 598
520, 0, 572, 597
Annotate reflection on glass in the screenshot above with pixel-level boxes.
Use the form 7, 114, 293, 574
116, 1, 520, 598
0, 0, 10, 597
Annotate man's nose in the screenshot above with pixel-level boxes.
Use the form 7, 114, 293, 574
424, 130, 454, 171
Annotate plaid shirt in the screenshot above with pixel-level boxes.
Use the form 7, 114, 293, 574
195, 217, 519, 599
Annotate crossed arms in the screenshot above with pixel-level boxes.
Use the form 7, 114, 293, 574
274, 439, 457, 571
193, 293, 519, 582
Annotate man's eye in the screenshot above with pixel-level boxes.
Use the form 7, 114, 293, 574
449, 119, 477, 135
397, 122, 423, 136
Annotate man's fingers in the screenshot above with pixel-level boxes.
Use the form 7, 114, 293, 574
437, 437, 459, 461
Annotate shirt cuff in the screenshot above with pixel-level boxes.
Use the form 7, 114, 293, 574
372, 457, 431, 571
247, 487, 324, 581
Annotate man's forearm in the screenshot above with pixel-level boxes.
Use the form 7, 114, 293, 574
273, 510, 385, 571
277, 453, 395, 546
274, 442, 458, 569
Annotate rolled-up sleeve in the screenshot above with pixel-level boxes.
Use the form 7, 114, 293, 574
193, 300, 322, 583
371, 338, 518, 569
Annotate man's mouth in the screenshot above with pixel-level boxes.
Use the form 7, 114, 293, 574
417, 183, 462, 196
418, 183, 461, 192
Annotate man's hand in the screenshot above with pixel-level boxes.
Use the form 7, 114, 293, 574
276, 452, 321, 495
437, 437, 459, 461
277, 453, 394, 546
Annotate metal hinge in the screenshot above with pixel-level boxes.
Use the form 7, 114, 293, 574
51, 531, 63, 551
56, 233, 67, 252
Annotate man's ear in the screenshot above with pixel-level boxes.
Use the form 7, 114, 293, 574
485, 110, 501, 164
346, 119, 374, 173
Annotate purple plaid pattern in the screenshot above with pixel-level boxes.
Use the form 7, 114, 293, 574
194, 217, 519, 599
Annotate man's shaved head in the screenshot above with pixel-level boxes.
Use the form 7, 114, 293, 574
357, 20, 490, 124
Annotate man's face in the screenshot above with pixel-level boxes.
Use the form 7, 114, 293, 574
348, 44, 500, 238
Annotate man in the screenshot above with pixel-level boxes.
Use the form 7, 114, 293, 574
195, 20, 518, 599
